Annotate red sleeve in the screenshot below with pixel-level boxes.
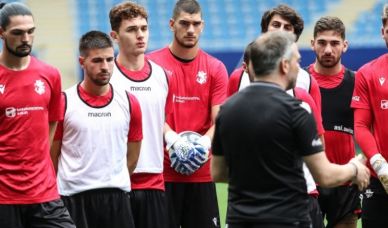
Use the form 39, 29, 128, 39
351, 69, 370, 109
127, 92, 143, 142
309, 76, 322, 116
53, 93, 66, 141
48, 68, 63, 122
294, 88, 325, 135
354, 108, 379, 159
210, 61, 228, 105
227, 68, 244, 97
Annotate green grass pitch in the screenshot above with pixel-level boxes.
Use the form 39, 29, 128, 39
215, 183, 362, 228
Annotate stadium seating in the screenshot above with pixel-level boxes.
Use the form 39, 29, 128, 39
348, 0, 386, 47
74, 0, 346, 51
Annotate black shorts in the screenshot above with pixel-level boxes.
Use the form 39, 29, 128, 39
226, 221, 312, 228
317, 185, 361, 228
307, 195, 324, 228
361, 177, 388, 228
165, 182, 220, 228
61, 188, 135, 228
130, 189, 168, 228
0, 199, 75, 228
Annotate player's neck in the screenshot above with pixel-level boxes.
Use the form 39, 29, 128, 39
0, 52, 30, 71
116, 53, 145, 71
169, 41, 199, 60
313, 61, 342, 76
80, 81, 110, 97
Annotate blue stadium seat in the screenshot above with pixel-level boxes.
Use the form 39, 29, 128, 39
73, 0, 386, 51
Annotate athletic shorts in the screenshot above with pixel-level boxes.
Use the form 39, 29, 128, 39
361, 177, 388, 228
226, 221, 312, 228
61, 188, 135, 228
130, 189, 168, 228
307, 195, 324, 228
317, 185, 361, 228
0, 199, 75, 228
165, 182, 220, 228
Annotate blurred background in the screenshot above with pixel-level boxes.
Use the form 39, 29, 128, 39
4, 0, 387, 89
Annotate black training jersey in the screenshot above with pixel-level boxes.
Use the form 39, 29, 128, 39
213, 82, 323, 225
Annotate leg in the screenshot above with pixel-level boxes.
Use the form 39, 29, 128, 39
165, 182, 185, 228
92, 189, 135, 228
0, 204, 25, 228
361, 177, 388, 228
307, 196, 324, 228
28, 199, 75, 228
181, 182, 220, 228
130, 189, 168, 228
318, 185, 361, 228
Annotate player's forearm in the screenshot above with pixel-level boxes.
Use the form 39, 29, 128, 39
48, 121, 58, 147
304, 152, 361, 188
127, 141, 141, 174
354, 108, 379, 159
50, 140, 61, 174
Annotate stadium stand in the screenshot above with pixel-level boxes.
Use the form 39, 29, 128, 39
73, 0, 342, 51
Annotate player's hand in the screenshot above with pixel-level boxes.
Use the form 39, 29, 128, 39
370, 153, 388, 193
168, 135, 200, 175
164, 130, 180, 150
191, 135, 211, 164
349, 156, 370, 191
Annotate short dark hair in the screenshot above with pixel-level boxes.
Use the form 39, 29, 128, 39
172, 0, 201, 19
313, 16, 346, 39
382, 4, 388, 26
109, 1, 148, 32
0, 2, 32, 29
249, 31, 295, 78
243, 41, 254, 64
260, 4, 304, 41
79, 30, 113, 57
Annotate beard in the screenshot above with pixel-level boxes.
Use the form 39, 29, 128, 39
174, 33, 198, 49
316, 55, 341, 68
5, 39, 32, 58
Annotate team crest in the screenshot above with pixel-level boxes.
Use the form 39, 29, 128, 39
196, 71, 207, 84
34, 80, 45, 95
0, 84, 5, 94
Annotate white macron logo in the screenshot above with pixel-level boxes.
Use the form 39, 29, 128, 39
0, 84, 5, 94
196, 71, 207, 84
379, 76, 386, 86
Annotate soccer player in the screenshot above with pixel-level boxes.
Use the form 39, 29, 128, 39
0, 2, 75, 228
51, 31, 142, 228
108, 2, 169, 228
306, 16, 359, 228
351, 4, 388, 228
147, 0, 228, 227
228, 4, 321, 112
212, 30, 370, 228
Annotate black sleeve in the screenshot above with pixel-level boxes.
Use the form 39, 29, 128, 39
292, 102, 323, 156
212, 112, 224, 156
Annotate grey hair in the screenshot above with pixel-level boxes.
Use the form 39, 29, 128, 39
248, 31, 296, 77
